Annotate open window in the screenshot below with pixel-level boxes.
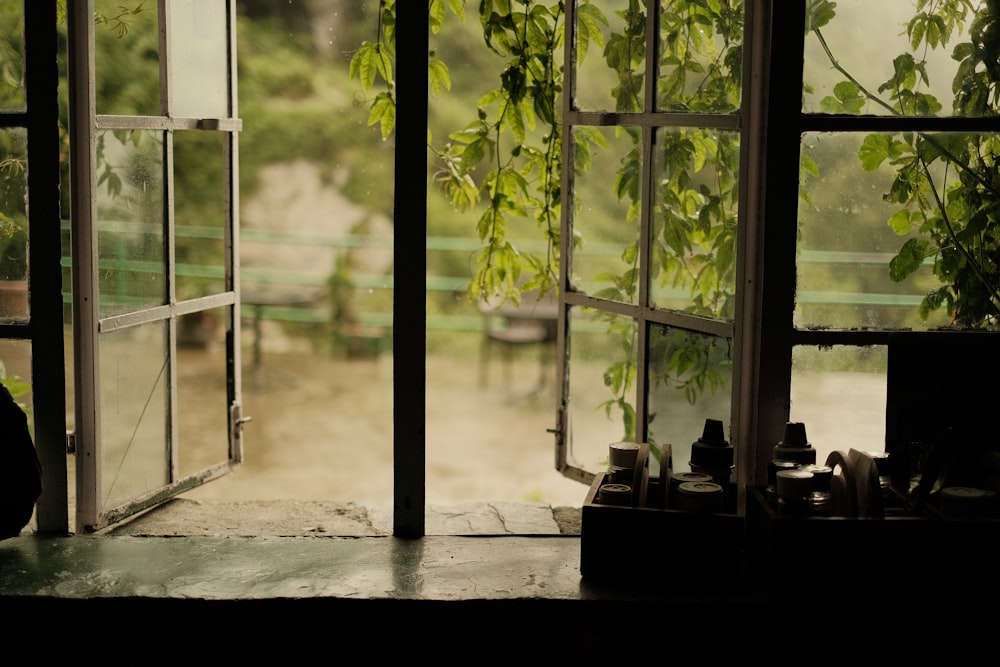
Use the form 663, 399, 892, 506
555, 1, 752, 491
68, 0, 243, 532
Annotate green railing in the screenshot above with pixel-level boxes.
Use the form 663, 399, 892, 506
62, 222, 934, 332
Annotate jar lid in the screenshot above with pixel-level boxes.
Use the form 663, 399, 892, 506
675, 481, 725, 513
776, 469, 814, 499
608, 441, 641, 468
598, 483, 633, 506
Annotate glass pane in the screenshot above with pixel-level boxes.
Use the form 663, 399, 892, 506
646, 324, 732, 479
177, 306, 230, 479
790, 344, 887, 469
797, 132, 993, 330
95, 0, 160, 116
650, 127, 739, 319
0, 3, 25, 112
174, 131, 226, 299
573, 0, 645, 112
0, 127, 28, 322
657, 0, 743, 113
569, 125, 640, 303
99, 322, 169, 511
804, 0, 996, 117
167, 0, 229, 118
566, 306, 636, 474
96, 130, 165, 317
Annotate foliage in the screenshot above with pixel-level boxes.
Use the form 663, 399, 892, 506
351, 0, 1000, 450
0, 360, 31, 416
351, 0, 563, 304
811, 0, 1000, 328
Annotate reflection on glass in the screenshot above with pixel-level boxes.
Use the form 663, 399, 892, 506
96, 130, 165, 317
174, 131, 226, 299
573, 0, 644, 112
803, 0, 997, 117
0, 4, 25, 112
797, 132, 985, 330
95, 0, 160, 116
567, 306, 636, 474
167, 0, 229, 118
646, 324, 732, 477
650, 127, 738, 319
177, 307, 230, 479
790, 344, 887, 468
570, 125, 640, 303
0, 128, 28, 322
657, 0, 743, 113
99, 322, 169, 511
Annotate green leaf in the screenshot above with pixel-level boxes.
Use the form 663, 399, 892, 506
805, 0, 837, 32
368, 92, 396, 139
349, 42, 381, 91
428, 56, 451, 97
858, 134, 892, 171
887, 208, 914, 235
889, 237, 931, 281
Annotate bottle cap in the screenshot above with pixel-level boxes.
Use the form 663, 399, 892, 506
776, 469, 814, 500
608, 441, 641, 469
675, 481, 725, 513
773, 422, 816, 465
690, 418, 734, 470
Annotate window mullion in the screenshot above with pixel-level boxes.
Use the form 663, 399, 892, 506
753, 0, 806, 485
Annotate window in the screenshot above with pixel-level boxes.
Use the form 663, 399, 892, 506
553, 0, 998, 509
11, 1, 998, 537
66, 0, 243, 532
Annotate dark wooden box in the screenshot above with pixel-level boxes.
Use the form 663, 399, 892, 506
745, 487, 1000, 600
580, 473, 746, 594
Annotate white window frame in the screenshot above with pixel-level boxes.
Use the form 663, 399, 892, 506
67, 0, 244, 533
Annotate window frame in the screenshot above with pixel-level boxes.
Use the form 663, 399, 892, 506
67, 0, 244, 533
7, 2, 71, 535
553, 0, 765, 507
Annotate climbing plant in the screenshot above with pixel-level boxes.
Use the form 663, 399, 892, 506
350, 0, 1000, 445
809, 0, 999, 328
